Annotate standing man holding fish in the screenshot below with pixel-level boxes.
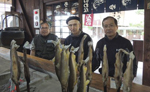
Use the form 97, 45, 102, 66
64, 16, 93, 62
64, 16, 94, 92
30, 22, 58, 60
92, 16, 137, 78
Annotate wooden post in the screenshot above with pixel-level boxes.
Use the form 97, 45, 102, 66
78, 0, 83, 29
143, 0, 150, 86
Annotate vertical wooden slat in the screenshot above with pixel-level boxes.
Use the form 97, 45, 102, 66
26, 0, 34, 34
40, 0, 44, 21
16, 0, 33, 42
78, 0, 83, 29
143, 0, 150, 86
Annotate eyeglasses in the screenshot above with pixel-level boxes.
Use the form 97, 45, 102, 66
103, 24, 115, 29
40, 27, 49, 30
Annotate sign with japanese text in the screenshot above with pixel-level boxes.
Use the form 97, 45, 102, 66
84, 13, 94, 26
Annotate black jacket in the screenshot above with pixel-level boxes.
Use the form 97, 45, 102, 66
64, 31, 93, 62
34, 34, 57, 60
92, 33, 137, 77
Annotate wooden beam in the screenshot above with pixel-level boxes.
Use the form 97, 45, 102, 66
15, 0, 34, 42
143, 0, 150, 86
78, 0, 83, 29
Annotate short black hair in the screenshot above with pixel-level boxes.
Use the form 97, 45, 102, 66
102, 16, 118, 27
40, 22, 51, 29
66, 16, 80, 24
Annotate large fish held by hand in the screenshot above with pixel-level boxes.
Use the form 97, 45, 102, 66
52, 39, 62, 81
59, 45, 70, 92
102, 45, 109, 92
68, 46, 79, 92
123, 51, 135, 92
114, 49, 129, 92
78, 35, 87, 71
22, 41, 31, 92
86, 41, 93, 92
77, 57, 90, 92
10, 40, 21, 92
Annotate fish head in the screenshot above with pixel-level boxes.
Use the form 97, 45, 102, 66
23, 41, 30, 49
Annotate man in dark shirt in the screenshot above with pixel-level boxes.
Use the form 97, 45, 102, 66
64, 16, 93, 62
92, 16, 137, 77
30, 22, 58, 60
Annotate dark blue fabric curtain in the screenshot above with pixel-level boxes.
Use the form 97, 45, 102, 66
82, 0, 144, 14
83, 0, 92, 14
138, 0, 144, 9
120, 0, 137, 11
106, 0, 120, 12
93, 0, 105, 13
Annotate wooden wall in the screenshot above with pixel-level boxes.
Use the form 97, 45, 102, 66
143, 0, 150, 86
15, 0, 43, 42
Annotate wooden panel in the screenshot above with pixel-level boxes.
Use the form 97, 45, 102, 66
34, 0, 40, 8
15, 0, 34, 42
26, 0, 34, 34
133, 40, 143, 62
1, 47, 150, 92
40, 0, 44, 21
143, 0, 150, 86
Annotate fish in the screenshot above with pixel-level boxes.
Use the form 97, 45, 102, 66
123, 51, 135, 92
114, 49, 129, 92
114, 50, 123, 92
23, 41, 31, 49
10, 40, 21, 92
78, 35, 87, 72
77, 57, 90, 92
52, 39, 62, 81
102, 45, 109, 92
59, 45, 70, 92
86, 41, 93, 92
86, 41, 93, 81
23, 42, 30, 92
68, 46, 79, 92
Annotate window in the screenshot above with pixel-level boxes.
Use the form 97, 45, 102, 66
46, 1, 79, 38
0, 0, 12, 29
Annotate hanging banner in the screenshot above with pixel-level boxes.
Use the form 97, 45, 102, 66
84, 13, 94, 26
83, 0, 91, 14
106, 0, 120, 12
93, 0, 105, 13
120, 0, 137, 11
138, 0, 144, 9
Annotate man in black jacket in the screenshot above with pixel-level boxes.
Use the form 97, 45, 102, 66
64, 16, 93, 62
92, 16, 137, 77
30, 22, 58, 60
